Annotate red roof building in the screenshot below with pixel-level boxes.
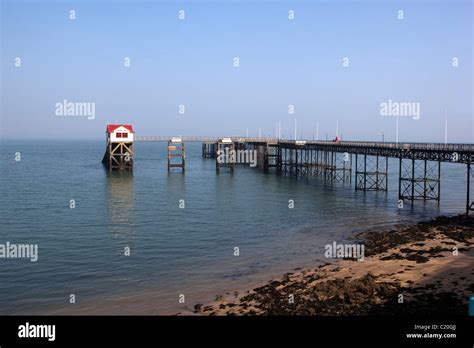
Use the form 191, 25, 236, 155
106, 124, 134, 134
105, 124, 134, 143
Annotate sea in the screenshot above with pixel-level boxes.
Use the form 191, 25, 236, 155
0, 140, 470, 314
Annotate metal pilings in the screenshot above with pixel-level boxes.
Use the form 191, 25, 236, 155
264, 145, 279, 173
202, 142, 217, 158
333, 152, 352, 184
276, 145, 352, 184
467, 162, 473, 215
219, 140, 472, 211
355, 154, 387, 191
398, 158, 440, 202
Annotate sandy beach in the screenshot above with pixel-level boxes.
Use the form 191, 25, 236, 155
192, 215, 474, 315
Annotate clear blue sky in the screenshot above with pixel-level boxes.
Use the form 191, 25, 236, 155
1, 0, 473, 142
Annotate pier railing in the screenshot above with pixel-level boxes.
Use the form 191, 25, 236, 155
136, 135, 474, 152
135, 135, 279, 143
283, 141, 474, 152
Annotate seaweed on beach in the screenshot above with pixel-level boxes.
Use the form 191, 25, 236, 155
358, 214, 474, 256
195, 273, 467, 316
193, 214, 474, 316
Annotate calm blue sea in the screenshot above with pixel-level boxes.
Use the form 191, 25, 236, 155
0, 140, 470, 314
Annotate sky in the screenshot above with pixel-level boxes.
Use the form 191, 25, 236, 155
1, 0, 473, 142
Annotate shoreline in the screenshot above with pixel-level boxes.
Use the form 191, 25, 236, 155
192, 214, 474, 315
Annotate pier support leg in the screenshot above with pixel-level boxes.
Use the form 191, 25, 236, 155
295, 148, 299, 177
168, 140, 185, 174
202, 142, 216, 159
399, 158, 440, 202
355, 154, 387, 191
467, 163, 473, 215
276, 145, 282, 175
322, 150, 335, 183
263, 144, 279, 174
102, 141, 134, 171
216, 140, 235, 174
337, 152, 352, 184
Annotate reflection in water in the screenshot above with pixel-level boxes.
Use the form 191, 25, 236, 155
106, 172, 135, 242
166, 173, 187, 201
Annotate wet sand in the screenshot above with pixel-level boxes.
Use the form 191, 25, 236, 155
191, 215, 474, 315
